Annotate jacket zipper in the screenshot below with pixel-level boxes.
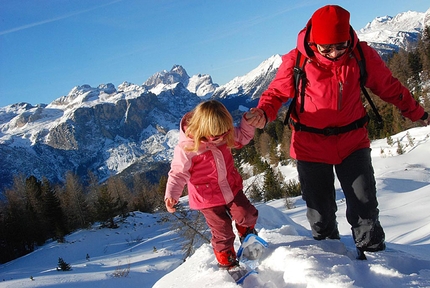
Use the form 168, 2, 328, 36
338, 81, 343, 111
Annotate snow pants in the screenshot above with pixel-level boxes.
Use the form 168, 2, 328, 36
297, 148, 385, 251
200, 190, 258, 252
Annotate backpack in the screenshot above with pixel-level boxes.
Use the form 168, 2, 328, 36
283, 42, 383, 132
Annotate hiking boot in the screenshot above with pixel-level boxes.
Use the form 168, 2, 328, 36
236, 224, 258, 244
354, 221, 386, 252
328, 229, 340, 240
214, 247, 238, 269
362, 241, 386, 252
313, 228, 340, 240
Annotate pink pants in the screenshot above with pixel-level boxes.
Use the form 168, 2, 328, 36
200, 190, 258, 252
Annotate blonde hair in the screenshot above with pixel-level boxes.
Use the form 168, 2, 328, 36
185, 100, 235, 151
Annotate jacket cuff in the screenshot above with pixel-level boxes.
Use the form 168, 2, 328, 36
421, 112, 428, 121
262, 110, 268, 126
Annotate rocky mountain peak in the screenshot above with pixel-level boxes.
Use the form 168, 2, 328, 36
143, 65, 190, 89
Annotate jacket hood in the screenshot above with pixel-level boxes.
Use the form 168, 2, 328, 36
296, 20, 360, 60
178, 112, 193, 147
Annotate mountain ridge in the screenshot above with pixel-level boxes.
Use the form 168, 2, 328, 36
0, 9, 428, 191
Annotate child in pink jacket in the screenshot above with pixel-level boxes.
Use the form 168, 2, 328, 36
164, 100, 258, 269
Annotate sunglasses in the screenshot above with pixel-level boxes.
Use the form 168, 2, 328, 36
207, 130, 230, 142
315, 41, 349, 54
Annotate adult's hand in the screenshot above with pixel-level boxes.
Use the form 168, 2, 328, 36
245, 108, 267, 129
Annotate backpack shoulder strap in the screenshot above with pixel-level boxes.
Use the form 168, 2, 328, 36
353, 42, 368, 87
284, 50, 307, 125
353, 42, 383, 124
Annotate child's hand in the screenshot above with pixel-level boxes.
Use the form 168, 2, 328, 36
165, 197, 178, 213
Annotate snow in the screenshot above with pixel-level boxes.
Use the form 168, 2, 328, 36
1, 125, 430, 288
150, 83, 180, 95
187, 74, 217, 99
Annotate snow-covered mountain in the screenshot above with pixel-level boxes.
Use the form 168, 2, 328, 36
0, 63, 261, 191
0, 8, 429, 192
143, 64, 218, 99
212, 55, 282, 101
0, 74, 203, 190
357, 8, 430, 58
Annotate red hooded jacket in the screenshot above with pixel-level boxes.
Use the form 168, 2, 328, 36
257, 24, 425, 164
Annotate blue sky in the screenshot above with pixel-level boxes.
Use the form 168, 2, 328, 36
1, 0, 429, 107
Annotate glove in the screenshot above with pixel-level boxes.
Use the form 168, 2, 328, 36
418, 112, 429, 126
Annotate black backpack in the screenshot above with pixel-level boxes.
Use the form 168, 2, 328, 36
283, 42, 383, 130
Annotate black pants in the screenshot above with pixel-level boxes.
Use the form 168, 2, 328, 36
297, 148, 385, 250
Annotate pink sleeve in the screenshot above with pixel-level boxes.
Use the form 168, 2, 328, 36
233, 114, 256, 148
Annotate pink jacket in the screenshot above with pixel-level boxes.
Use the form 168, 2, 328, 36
257, 24, 425, 164
165, 113, 255, 210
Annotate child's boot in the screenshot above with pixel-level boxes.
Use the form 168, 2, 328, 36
236, 224, 258, 244
214, 247, 238, 269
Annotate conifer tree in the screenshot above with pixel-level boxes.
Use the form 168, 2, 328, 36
41, 178, 67, 241
95, 186, 120, 228
263, 166, 284, 201
59, 172, 92, 231
388, 49, 411, 86
248, 183, 263, 203
132, 175, 163, 213
408, 50, 422, 83
106, 177, 130, 218
154, 175, 168, 209
417, 26, 430, 80
396, 139, 405, 155
57, 257, 71, 271
268, 137, 279, 165
1, 182, 28, 262
23, 175, 47, 246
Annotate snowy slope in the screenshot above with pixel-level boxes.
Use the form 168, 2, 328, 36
1, 125, 429, 288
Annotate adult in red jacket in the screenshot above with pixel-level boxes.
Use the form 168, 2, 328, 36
247, 5, 429, 254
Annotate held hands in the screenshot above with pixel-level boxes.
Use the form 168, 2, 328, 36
165, 197, 178, 213
244, 108, 267, 129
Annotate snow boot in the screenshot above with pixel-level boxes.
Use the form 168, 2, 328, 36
214, 247, 239, 269
236, 224, 258, 244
